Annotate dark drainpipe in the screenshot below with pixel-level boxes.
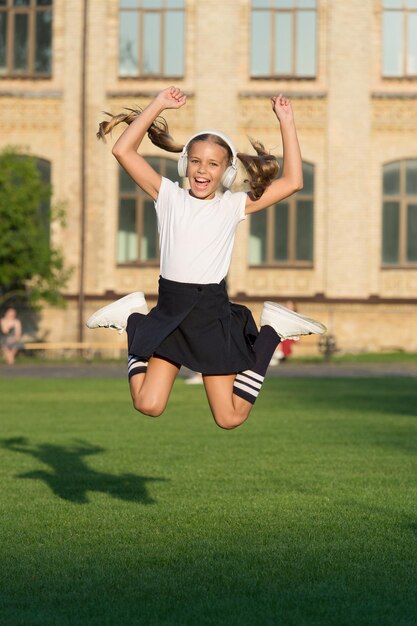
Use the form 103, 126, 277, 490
78, 0, 88, 344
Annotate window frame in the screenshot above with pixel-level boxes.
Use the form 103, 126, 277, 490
118, 0, 185, 79
249, 161, 315, 268
0, 0, 53, 79
382, 159, 417, 267
250, 0, 317, 80
117, 157, 179, 267
381, 0, 417, 79
118, 188, 158, 267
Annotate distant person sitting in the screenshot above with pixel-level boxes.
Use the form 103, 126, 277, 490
0, 307, 22, 365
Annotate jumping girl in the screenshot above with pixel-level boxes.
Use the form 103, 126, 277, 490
87, 86, 326, 430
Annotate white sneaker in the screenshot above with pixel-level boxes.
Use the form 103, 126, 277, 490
86, 292, 148, 334
185, 373, 203, 385
260, 301, 327, 340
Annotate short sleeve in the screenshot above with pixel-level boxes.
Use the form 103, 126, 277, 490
154, 176, 182, 217
223, 190, 247, 223
235, 191, 248, 223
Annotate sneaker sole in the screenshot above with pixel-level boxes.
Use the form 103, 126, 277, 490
261, 301, 327, 339
86, 292, 147, 329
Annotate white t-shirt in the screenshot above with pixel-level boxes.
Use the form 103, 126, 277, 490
155, 177, 247, 284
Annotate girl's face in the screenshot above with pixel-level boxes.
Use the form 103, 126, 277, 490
187, 140, 229, 200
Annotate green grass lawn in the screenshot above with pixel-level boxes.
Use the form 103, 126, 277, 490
12, 350, 417, 366
1, 377, 417, 626
293, 351, 417, 364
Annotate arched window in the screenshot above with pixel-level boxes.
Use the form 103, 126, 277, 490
119, 0, 185, 78
117, 157, 181, 264
0, 0, 52, 77
250, 0, 317, 78
249, 161, 314, 266
382, 159, 417, 265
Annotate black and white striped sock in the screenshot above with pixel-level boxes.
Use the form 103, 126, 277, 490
127, 353, 148, 380
233, 370, 265, 403
233, 325, 280, 405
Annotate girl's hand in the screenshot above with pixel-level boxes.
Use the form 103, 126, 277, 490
155, 86, 187, 110
271, 94, 294, 123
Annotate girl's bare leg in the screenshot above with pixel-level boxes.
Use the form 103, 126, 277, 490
129, 355, 180, 417
202, 374, 253, 430
2, 347, 16, 365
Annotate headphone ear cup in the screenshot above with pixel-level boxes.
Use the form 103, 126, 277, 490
221, 165, 237, 189
178, 154, 187, 178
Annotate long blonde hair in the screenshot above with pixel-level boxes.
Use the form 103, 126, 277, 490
97, 108, 280, 199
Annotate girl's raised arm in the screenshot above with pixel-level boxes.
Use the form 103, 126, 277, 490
111, 87, 186, 200
245, 95, 303, 214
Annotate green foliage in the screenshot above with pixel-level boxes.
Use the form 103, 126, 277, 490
0, 146, 70, 307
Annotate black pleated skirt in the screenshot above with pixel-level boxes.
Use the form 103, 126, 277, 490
126, 276, 259, 375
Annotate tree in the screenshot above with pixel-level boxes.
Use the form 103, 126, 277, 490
0, 146, 70, 308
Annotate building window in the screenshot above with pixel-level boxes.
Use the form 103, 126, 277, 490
250, 0, 317, 78
119, 0, 185, 78
0, 0, 52, 78
118, 157, 180, 264
249, 162, 314, 266
382, 160, 417, 265
382, 0, 417, 77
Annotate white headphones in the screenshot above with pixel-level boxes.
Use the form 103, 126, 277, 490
177, 130, 238, 188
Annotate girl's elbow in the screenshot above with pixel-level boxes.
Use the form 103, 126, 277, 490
288, 181, 303, 194
112, 147, 128, 165
112, 145, 134, 162
283, 175, 303, 194
292, 175, 303, 192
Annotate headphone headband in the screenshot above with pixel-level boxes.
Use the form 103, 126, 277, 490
182, 130, 237, 162
177, 130, 238, 188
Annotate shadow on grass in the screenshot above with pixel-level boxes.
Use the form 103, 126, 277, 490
1, 436, 165, 504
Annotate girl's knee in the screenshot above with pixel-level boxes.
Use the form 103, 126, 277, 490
213, 410, 247, 430
132, 394, 166, 417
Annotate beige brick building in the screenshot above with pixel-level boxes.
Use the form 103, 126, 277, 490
1, 0, 416, 354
